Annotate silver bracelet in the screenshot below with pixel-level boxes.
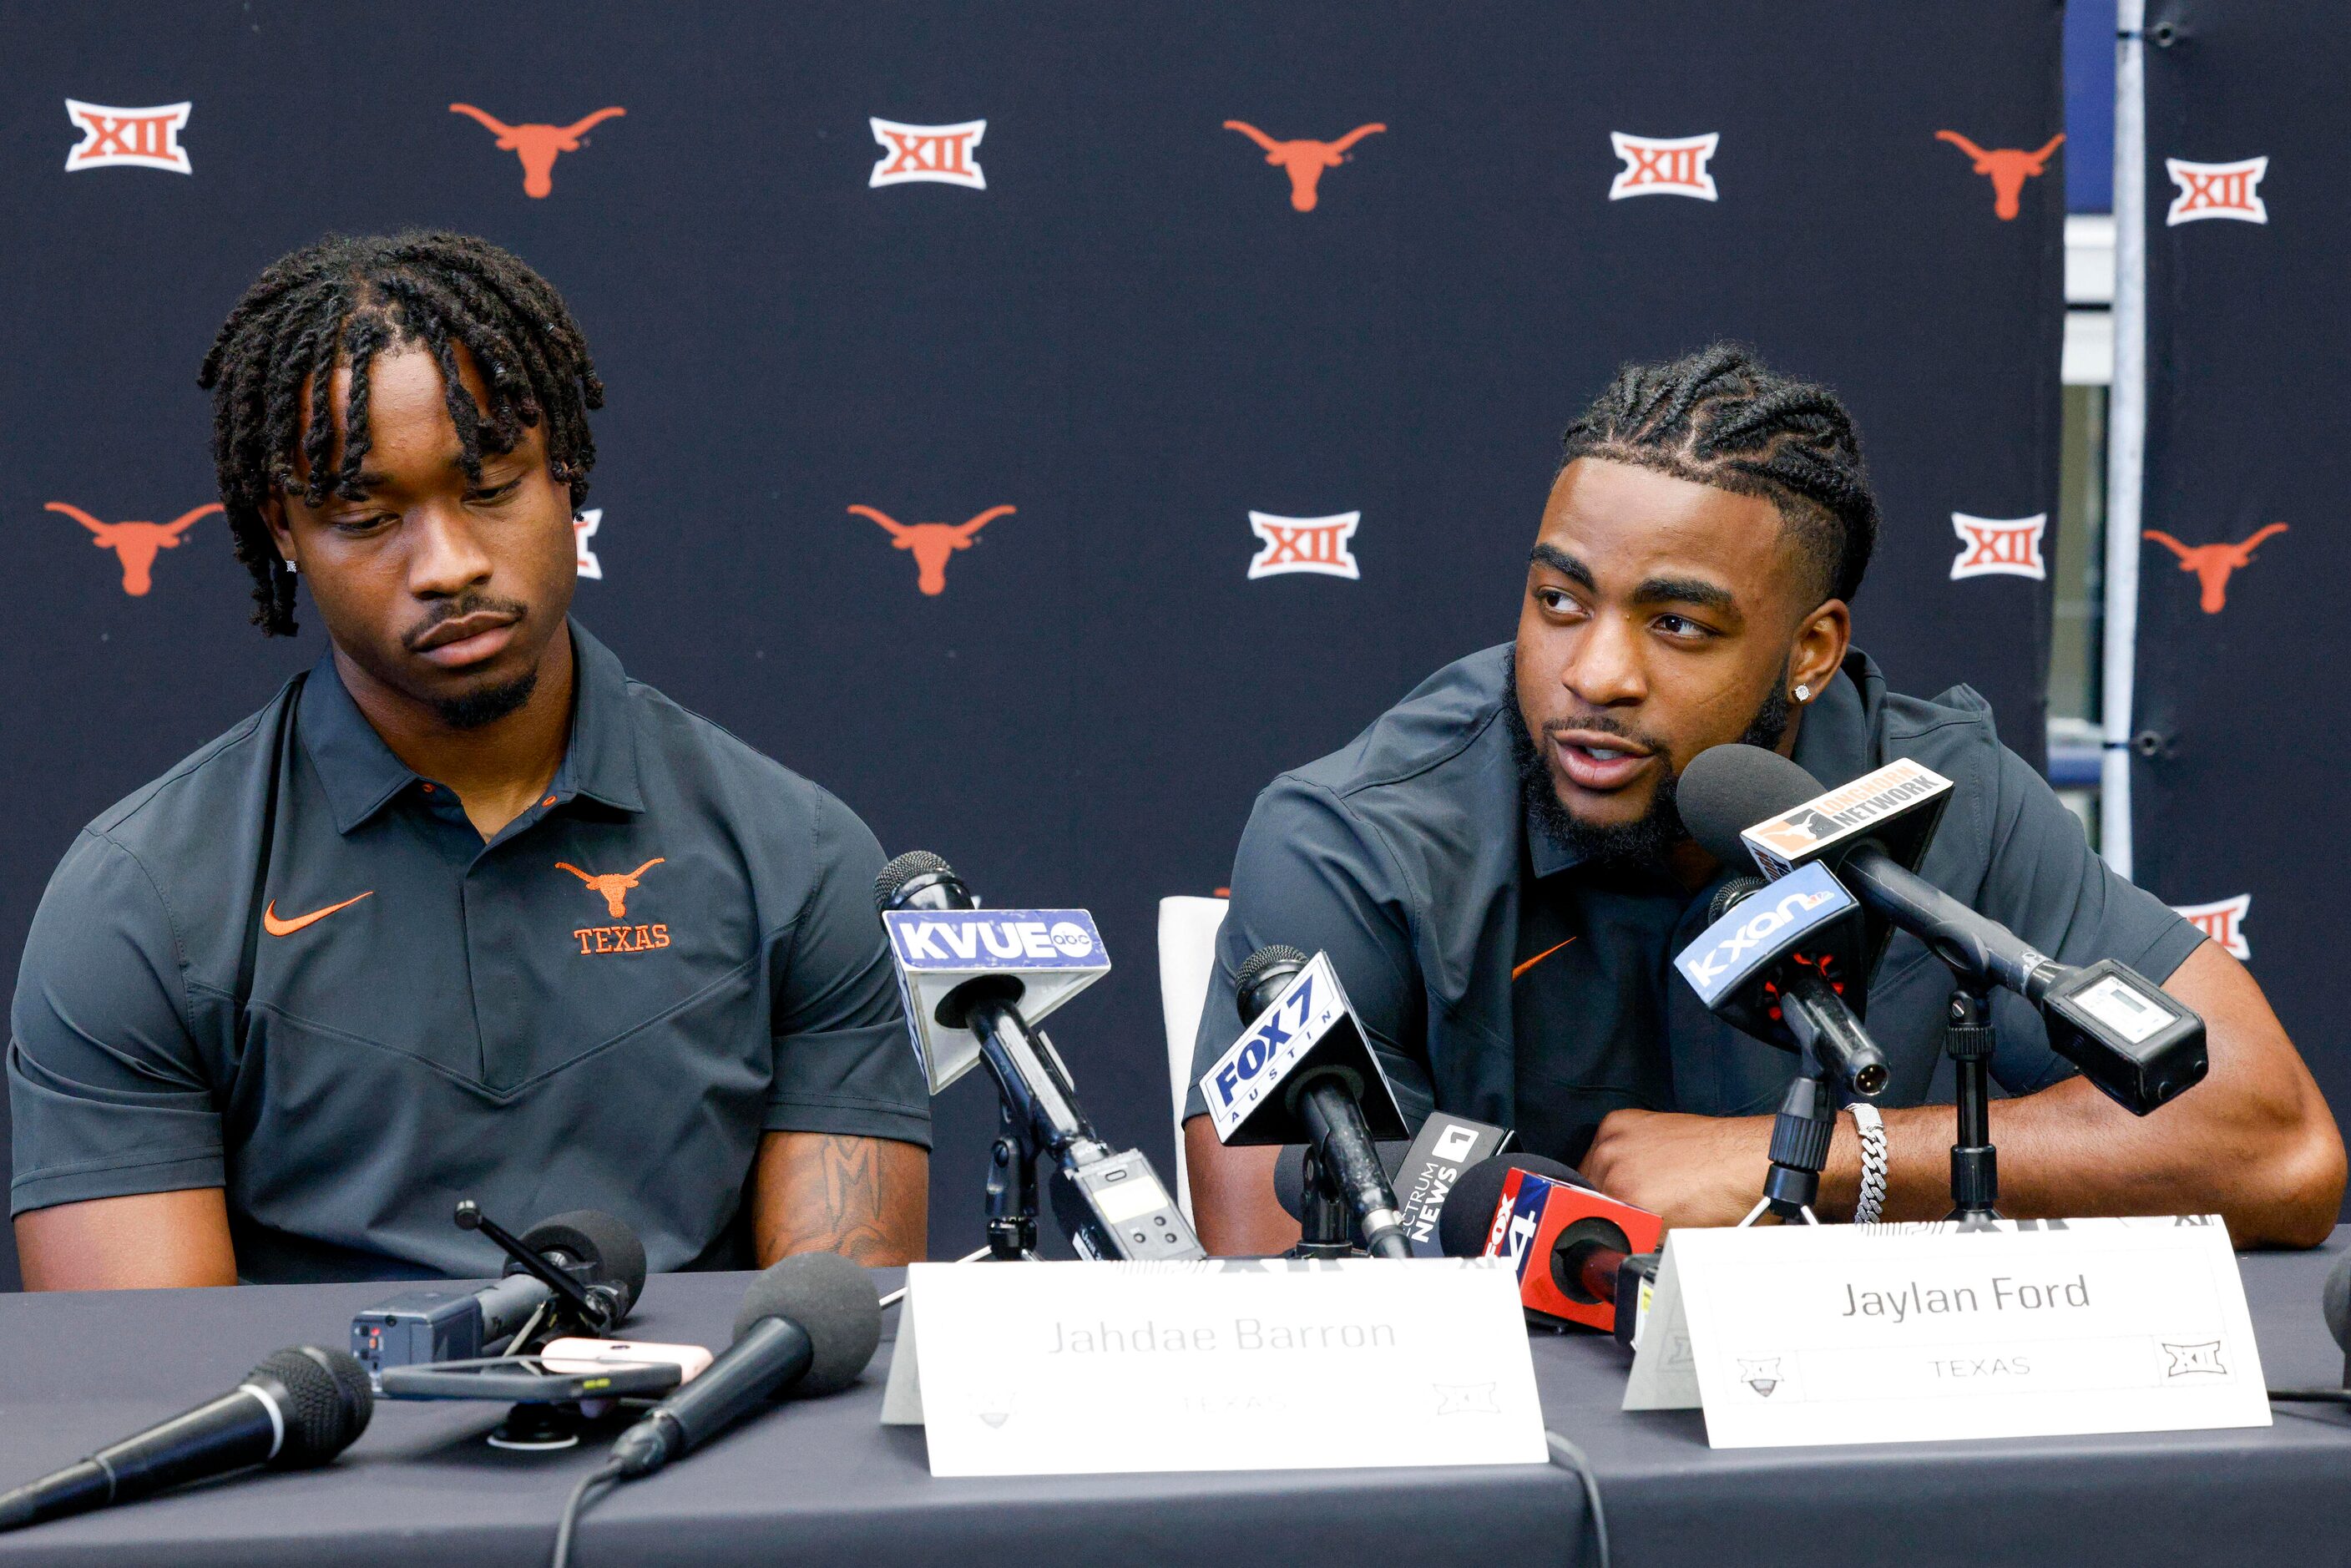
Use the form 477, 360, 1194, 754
1847, 1102, 1888, 1224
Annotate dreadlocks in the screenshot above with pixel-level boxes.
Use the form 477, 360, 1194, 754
197, 230, 604, 636
1558, 344, 1878, 606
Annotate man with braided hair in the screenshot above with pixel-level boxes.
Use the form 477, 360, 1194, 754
1186, 346, 2340, 1251
11, 233, 930, 1287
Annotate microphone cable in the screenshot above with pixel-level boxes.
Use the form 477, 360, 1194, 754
551, 1458, 625, 1568
1545, 1429, 1612, 1568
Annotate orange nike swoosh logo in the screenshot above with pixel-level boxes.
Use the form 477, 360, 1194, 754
1512, 937, 1577, 981
262, 891, 374, 937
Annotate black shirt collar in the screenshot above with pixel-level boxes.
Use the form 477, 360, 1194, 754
299, 617, 643, 835
1521, 647, 1885, 881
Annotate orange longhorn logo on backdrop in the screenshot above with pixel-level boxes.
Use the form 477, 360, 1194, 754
48, 501, 220, 595
850, 504, 1013, 595
1934, 131, 2065, 220
1222, 122, 1386, 211
2143, 524, 2288, 613
557, 857, 664, 918
449, 104, 625, 197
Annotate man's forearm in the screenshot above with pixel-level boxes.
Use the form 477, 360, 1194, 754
1813, 944, 2343, 1246
751, 1132, 929, 1267
1814, 1074, 2340, 1245
1587, 945, 2344, 1247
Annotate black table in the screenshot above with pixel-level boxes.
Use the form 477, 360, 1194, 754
0, 1233, 2345, 1568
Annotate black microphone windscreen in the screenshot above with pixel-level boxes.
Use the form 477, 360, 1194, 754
732, 1252, 884, 1397
1677, 744, 1827, 867
1234, 945, 1309, 1023
1435, 1154, 1589, 1258
2324, 1252, 2351, 1353
1271, 1139, 1411, 1221
874, 851, 953, 913
1708, 876, 1767, 924
523, 1210, 649, 1315
250, 1347, 373, 1465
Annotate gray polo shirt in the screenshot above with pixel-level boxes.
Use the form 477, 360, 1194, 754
10, 621, 928, 1282
1186, 645, 2205, 1159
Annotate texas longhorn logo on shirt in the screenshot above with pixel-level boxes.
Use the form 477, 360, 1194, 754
1949, 513, 2046, 581
869, 118, 987, 189
2165, 157, 2268, 225
1934, 130, 2065, 220
1609, 133, 1720, 201
1222, 121, 1386, 211
448, 104, 626, 198
63, 99, 194, 174
1247, 511, 1361, 581
48, 501, 221, 596
2172, 895, 2251, 961
2141, 524, 2286, 613
559, 858, 670, 954
851, 503, 1013, 596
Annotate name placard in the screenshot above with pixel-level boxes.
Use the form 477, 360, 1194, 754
1623, 1218, 2270, 1447
882, 1258, 1547, 1476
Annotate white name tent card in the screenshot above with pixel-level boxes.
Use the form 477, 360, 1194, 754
882, 1257, 1548, 1477
1623, 1217, 2269, 1448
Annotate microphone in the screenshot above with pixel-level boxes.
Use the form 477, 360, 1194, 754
0, 1346, 372, 1533
1435, 1155, 1661, 1338
352, 1206, 647, 1387
1204, 944, 1413, 1259
875, 852, 1201, 1262
1680, 746, 2208, 1115
609, 1252, 882, 1478
1272, 1113, 1514, 1257
2325, 1251, 2351, 1368
1678, 868, 1889, 1099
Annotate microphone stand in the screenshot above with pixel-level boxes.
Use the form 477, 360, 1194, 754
1943, 981, 2002, 1226
983, 1106, 1040, 1261
1742, 1046, 1833, 1227
1291, 1147, 1358, 1260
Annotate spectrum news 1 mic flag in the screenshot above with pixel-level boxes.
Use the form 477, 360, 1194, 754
0, 3, 2064, 1275
2135, 0, 2350, 1207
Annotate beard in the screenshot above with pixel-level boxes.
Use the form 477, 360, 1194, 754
1504, 655, 1797, 873
433, 667, 539, 730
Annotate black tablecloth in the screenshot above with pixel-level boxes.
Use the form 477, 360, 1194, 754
1, 1232, 2345, 1567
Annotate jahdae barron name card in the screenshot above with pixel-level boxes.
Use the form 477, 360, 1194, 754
1622, 1217, 2270, 1448
882, 1257, 1547, 1477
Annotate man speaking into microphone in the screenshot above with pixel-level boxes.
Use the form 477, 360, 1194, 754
8, 234, 928, 1287
1186, 346, 2342, 1252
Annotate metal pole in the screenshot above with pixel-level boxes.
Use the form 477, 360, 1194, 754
2101, 0, 2149, 878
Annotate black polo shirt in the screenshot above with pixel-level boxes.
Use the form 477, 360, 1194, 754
9, 621, 928, 1282
1186, 644, 2206, 1162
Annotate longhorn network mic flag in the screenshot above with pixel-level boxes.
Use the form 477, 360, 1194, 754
882, 909, 1109, 1093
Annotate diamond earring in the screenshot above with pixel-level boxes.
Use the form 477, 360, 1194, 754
1792, 683, 1811, 702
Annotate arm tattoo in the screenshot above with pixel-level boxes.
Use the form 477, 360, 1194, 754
756, 1133, 924, 1267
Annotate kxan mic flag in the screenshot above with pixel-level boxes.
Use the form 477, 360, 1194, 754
882, 908, 1109, 1093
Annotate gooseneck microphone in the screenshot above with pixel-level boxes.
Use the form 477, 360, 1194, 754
0, 1346, 372, 1533
1235, 945, 1413, 1261
609, 1251, 883, 1479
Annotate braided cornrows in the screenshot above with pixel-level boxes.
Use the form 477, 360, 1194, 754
196, 231, 604, 635
1559, 344, 1878, 604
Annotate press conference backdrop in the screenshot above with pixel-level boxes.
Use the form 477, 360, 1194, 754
2135, 4, 2347, 1166
0, 3, 2065, 1287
